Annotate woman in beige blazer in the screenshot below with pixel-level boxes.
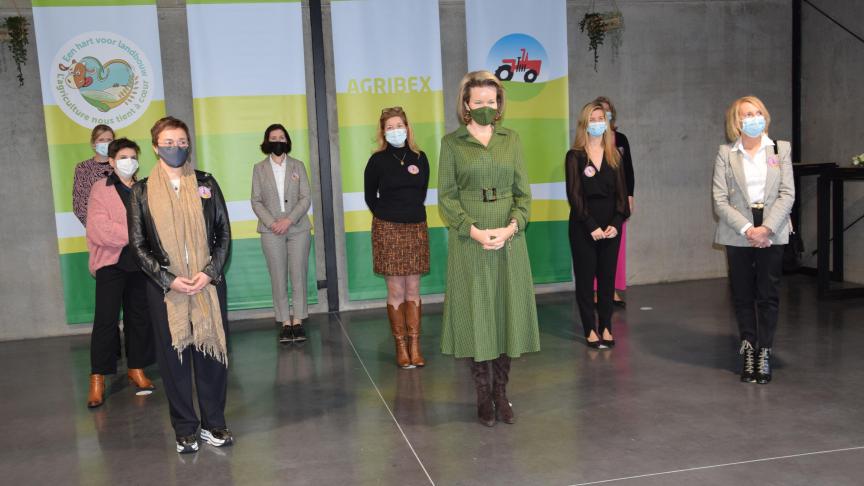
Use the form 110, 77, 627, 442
712, 96, 794, 385
251, 124, 312, 344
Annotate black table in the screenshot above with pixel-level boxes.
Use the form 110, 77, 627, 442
816, 166, 864, 299
791, 162, 837, 275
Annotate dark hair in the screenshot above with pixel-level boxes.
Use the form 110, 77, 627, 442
150, 116, 190, 146
107, 138, 141, 159
260, 124, 292, 154
90, 124, 114, 144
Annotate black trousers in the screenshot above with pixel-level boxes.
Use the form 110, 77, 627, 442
726, 244, 784, 348
91, 265, 154, 375
146, 278, 229, 437
569, 220, 621, 337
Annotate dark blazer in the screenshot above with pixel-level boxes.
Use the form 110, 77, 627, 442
129, 170, 232, 291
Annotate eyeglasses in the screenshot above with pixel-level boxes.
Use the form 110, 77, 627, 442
159, 139, 190, 148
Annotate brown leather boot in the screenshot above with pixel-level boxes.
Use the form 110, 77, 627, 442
404, 300, 425, 367
492, 355, 515, 424
87, 374, 105, 408
471, 360, 495, 427
387, 304, 412, 368
127, 368, 155, 390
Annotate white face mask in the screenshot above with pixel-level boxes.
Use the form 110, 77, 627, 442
385, 128, 407, 147
94, 142, 110, 157
115, 157, 139, 179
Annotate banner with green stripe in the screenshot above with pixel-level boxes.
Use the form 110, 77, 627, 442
32, 0, 167, 323
331, 0, 447, 301
466, 0, 573, 284
186, 1, 317, 311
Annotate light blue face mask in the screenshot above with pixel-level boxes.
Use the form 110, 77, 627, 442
94, 142, 110, 157
587, 121, 607, 138
741, 115, 766, 138
605, 111, 613, 123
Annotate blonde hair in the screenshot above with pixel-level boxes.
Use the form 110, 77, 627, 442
375, 106, 420, 155
725, 96, 771, 142
456, 70, 505, 125
593, 96, 617, 131
572, 102, 620, 169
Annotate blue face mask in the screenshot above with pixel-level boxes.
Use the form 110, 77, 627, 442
587, 121, 607, 138
605, 111, 613, 123
741, 115, 766, 138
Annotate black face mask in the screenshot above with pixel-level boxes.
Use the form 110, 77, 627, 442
266, 141, 289, 156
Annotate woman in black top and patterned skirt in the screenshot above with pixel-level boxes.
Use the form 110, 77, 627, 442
364, 107, 431, 369
566, 101, 630, 348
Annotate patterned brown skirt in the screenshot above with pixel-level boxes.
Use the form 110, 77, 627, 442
371, 217, 430, 276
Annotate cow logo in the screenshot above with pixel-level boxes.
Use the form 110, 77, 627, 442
486, 33, 550, 101
50, 31, 154, 129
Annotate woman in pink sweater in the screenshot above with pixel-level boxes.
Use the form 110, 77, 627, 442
85, 138, 155, 408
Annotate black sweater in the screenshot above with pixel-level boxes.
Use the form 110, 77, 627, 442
565, 149, 630, 232
363, 144, 429, 223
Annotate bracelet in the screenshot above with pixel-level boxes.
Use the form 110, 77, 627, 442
508, 219, 519, 241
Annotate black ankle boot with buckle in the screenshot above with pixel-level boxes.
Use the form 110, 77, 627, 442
739, 341, 756, 383
756, 347, 772, 384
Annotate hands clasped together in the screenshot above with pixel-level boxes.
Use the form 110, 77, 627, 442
745, 226, 772, 248
589, 226, 619, 241
269, 217, 293, 235
470, 220, 518, 251
170, 272, 213, 296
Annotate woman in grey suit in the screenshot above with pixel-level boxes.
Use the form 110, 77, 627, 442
712, 96, 794, 384
251, 124, 312, 344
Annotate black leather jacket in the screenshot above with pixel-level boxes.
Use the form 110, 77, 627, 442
129, 170, 231, 292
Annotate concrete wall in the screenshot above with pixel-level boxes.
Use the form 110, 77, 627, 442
0, 0, 793, 340
800, 0, 864, 284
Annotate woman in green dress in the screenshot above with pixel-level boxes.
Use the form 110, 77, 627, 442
438, 70, 540, 427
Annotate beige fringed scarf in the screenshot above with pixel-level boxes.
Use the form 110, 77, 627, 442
147, 163, 227, 365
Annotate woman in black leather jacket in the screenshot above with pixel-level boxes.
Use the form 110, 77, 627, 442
129, 116, 233, 454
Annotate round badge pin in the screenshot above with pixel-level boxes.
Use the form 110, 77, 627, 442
407, 165, 420, 175
584, 165, 596, 177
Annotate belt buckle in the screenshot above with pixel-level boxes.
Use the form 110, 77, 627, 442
482, 187, 497, 202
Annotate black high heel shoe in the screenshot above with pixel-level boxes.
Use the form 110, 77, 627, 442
600, 328, 615, 348
585, 331, 603, 349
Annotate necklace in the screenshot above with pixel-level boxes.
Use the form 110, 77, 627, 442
392, 149, 408, 166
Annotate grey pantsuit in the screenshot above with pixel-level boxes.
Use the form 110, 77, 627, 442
251, 156, 312, 321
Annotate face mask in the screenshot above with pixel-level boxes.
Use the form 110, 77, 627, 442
115, 158, 139, 179
605, 111, 613, 123
469, 106, 497, 126
587, 121, 607, 138
158, 146, 190, 168
266, 141, 289, 156
94, 142, 110, 157
385, 128, 407, 147
741, 115, 766, 138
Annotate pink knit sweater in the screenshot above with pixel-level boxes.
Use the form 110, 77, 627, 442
86, 180, 130, 275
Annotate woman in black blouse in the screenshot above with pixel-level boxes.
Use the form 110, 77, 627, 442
566, 102, 630, 348
364, 107, 431, 369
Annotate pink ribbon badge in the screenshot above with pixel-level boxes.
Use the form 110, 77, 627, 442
767, 156, 779, 168
291, 172, 300, 181
584, 165, 596, 177
407, 164, 420, 175
198, 186, 212, 199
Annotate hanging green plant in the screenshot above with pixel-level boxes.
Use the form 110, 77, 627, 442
3, 16, 29, 86
580, 3, 624, 72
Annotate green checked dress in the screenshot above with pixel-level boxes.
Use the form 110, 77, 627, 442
437, 124, 540, 362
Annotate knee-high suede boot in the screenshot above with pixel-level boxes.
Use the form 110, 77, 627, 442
492, 355, 515, 424
471, 360, 495, 427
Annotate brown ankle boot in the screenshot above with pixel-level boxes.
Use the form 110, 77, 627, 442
471, 361, 495, 427
87, 374, 105, 408
404, 300, 425, 367
492, 355, 515, 424
387, 304, 412, 368
127, 368, 155, 390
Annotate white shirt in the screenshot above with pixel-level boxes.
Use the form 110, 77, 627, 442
269, 155, 287, 212
731, 134, 774, 234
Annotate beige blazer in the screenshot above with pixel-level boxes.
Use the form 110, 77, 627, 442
251, 156, 312, 234
712, 139, 794, 246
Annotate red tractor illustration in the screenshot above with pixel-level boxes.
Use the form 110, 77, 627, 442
495, 48, 542, 83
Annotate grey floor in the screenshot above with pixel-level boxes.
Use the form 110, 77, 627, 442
2, 275, 864, 486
